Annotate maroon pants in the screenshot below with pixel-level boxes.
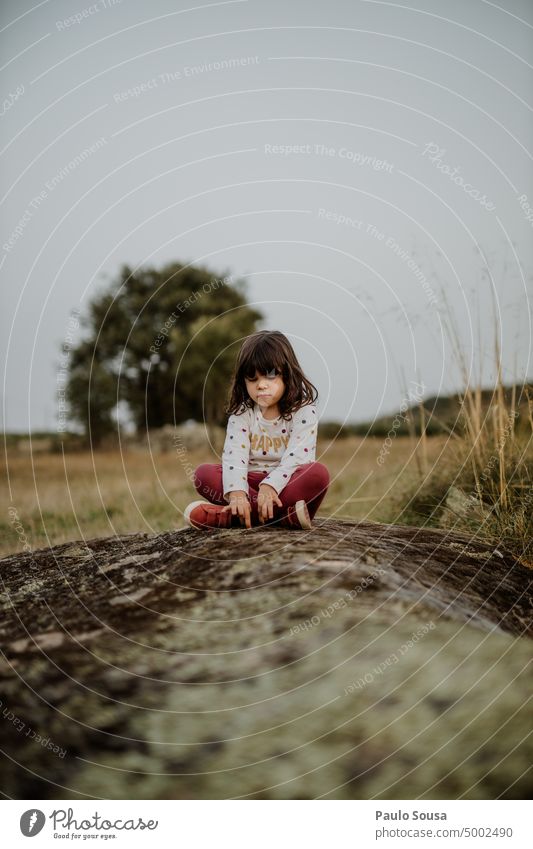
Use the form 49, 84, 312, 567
193, 462, 330, 520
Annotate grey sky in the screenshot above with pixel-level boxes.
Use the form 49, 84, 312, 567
2, 0, 532, 431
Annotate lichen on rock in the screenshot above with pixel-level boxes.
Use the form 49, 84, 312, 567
0, 518, 532, 799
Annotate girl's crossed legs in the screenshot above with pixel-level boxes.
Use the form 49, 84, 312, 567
193, 462, 330, 522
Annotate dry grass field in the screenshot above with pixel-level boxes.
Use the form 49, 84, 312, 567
1, 435, 450, 558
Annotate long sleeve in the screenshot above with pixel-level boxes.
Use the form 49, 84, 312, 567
260, 404, 317, 494
221, 409, 251, 500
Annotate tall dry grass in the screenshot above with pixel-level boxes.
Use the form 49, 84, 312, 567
392, 292, 533, 567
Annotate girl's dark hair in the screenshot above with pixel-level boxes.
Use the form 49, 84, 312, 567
225, 330, 318, 420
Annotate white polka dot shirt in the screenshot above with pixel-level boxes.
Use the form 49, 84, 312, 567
222, 402, 318, 499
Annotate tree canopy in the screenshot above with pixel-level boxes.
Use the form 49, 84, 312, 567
66, 261, 262, 442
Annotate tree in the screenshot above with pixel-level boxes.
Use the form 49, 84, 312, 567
66, 261, 262, 443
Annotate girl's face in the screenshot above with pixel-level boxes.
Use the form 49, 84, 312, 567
244, 368, 285, 413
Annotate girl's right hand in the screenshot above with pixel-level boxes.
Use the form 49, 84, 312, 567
224, 490, 252, 529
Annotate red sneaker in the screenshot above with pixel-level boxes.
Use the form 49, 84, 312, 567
184, 501, 235, 530
278, 500, 312, 530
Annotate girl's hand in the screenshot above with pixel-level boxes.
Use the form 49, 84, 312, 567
223, 490, 252, 529
257, 484, 283, 523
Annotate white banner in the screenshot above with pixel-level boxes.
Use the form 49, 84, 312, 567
2, 800, 530, 847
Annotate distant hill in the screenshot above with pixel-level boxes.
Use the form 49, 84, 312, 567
318, 382, 533, 439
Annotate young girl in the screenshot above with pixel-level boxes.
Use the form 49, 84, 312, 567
185, 330, 330, 530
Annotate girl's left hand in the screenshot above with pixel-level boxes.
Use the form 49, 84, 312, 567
257, 484, 283, 523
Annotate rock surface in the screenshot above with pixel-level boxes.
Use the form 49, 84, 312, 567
1, 518, 532, 800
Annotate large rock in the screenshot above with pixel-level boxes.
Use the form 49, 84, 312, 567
1, 519, 532, 800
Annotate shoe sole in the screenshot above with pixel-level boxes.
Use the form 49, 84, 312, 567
294, 500, 312, 529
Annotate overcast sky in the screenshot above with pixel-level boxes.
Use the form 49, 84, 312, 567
2, 0, 532, 431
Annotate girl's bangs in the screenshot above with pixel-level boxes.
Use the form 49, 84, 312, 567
240, 342, 283, 379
